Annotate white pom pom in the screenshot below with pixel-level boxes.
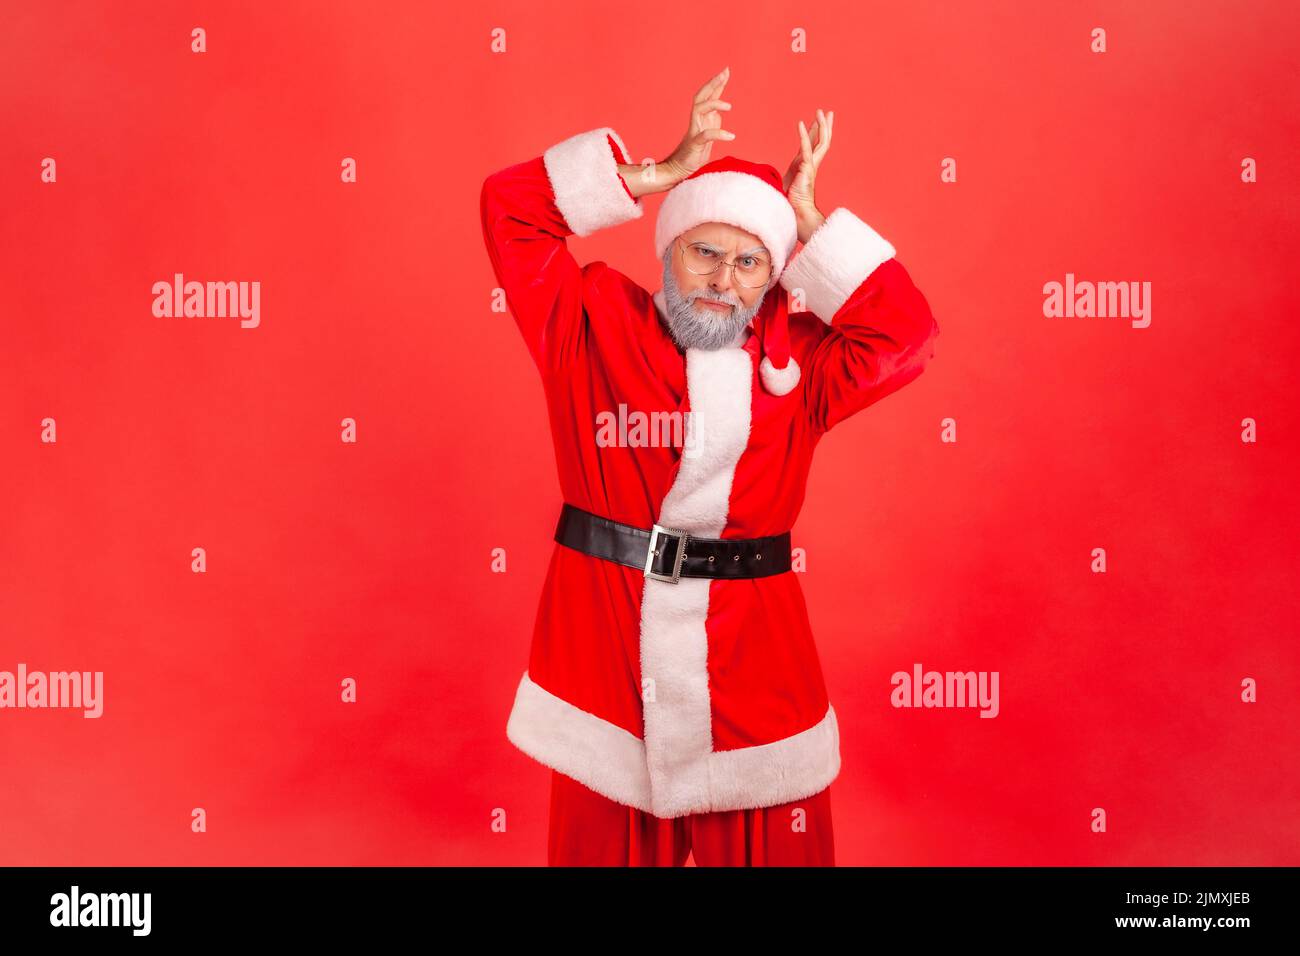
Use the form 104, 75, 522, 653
759, 354, 801, 396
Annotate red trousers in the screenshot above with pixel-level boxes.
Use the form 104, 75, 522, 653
547, 770, 835, 866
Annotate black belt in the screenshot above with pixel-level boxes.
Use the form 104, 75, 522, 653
554, 502, 791, 583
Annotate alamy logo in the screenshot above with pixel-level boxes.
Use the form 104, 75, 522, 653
595, 403, 704, 459
891, 662, 1000, 718
1043, 272, 1151, 328
50, 885, 151, 936
152, 273, 260, 328
0, 664, 103, 718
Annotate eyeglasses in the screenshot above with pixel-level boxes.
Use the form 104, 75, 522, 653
676, 240, 772, 288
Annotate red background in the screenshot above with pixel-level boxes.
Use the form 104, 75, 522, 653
2, 0, 1297, 865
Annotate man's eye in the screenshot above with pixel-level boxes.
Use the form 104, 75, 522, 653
739, 257, 757, 269
695, 246, 718, 258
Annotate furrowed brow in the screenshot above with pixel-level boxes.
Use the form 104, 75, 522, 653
692, 240, 769, 258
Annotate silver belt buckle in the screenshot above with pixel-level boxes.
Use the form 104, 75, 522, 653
645, 523, 690, 584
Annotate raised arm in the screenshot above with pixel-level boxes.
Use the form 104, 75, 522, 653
479, 68, 741, 374
780, 209, 939, 433
778, 108, 939, 433
479, 127, 645, 375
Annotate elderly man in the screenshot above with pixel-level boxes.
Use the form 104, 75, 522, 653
480, 66, 940, 866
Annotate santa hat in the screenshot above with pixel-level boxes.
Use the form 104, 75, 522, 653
655, 156, 801, 396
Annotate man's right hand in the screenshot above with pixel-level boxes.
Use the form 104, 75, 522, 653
661, 66, 735, 182
618, 67, 736, 198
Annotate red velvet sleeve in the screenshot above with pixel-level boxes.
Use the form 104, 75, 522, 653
479, 128, 643, 374
779, 207, 939, 433
802, 259, 939, 433
480, 157, 585, 375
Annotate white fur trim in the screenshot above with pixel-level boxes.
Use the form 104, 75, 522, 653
506, 670, 654, 812
779, 207, 896, 323
542, 127, 644, 237
639, 346, 750, 817
505, 668, 841, 818
656, 171, 798, 279
759, 354, 801, 396
707, 704, 840, 812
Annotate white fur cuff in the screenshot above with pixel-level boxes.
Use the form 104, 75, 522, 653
779, 207, 896, 323
542, 127, 644, 237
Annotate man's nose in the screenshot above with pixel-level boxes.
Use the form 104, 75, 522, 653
709, 261, 737, 295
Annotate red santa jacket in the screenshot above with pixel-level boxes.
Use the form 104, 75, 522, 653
481, 126, 939, 819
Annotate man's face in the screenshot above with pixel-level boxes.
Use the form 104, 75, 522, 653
660, 222, 772, 351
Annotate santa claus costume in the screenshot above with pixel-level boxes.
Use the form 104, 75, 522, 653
480, 126, 939, 866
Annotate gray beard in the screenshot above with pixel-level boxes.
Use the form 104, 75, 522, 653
659, 246, 767, 351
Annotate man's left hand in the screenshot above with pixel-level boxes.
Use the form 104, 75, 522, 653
783, 108, 832, 243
